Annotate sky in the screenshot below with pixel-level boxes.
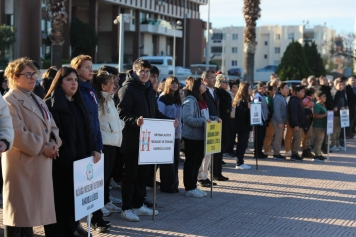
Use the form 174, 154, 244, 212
200, 0, 355, 35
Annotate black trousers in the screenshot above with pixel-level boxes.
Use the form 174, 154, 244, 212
160, 139, 180, 191
4, 226, 33, 237
103, 145, 117, 204
347, 118, 355, 137
111, 147, 123, 182
183, 138, 205, 191
121, 153, 150, 210
254, 123, 266, 157
235, 130, 250, 165
213, 140, 227, 177
225, 118, 237, 154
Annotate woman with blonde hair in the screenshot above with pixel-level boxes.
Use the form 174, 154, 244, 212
2, 57, 61, 236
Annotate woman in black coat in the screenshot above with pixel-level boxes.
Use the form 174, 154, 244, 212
233, 82, 252, 170
43, 67, 98, 237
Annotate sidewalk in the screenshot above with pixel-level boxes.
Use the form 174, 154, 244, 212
1, 139, 356, 236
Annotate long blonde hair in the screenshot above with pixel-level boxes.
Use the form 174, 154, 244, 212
232, 82, 250, 107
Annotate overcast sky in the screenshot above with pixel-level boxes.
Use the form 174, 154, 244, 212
199, 0, 355, 35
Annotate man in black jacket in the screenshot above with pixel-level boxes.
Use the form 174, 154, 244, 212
345, 76, 356, 138
318, 76, 333, 153
117, 59, 177, 222
287, 85, 306, 160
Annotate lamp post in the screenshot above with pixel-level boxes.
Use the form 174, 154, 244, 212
205, 0, 211, 70
114, 14, 131, 72
171, 20, 182, 76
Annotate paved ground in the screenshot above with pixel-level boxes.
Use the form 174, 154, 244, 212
1, 139, 356, 237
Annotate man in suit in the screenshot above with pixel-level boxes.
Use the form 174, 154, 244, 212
197, 70, 219, 187
345, 76, 356, 138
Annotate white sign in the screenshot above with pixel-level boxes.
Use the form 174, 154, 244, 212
340, 109, 350, 128
250, 102, 262, 125
138, 118, 175, 165
74, 154, 104, 221
327, 111, 334, 135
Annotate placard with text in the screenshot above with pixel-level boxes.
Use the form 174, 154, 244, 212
250, 102, 262, 125
204, 121, 222, 155
340, 109, 350, 128
327, 111, 334, 135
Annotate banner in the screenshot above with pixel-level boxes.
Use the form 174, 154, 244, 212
204, 121, 222, 155
340, 109, 350, 128
138, 118, 175, 165
327, 111, 334, 135
250, 102, 262, 125
74, 154, 104, 221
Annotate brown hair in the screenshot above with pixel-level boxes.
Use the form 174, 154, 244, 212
91, 71, 114, 114
232, 82, 250, 107
4, 57, 37, 89
162, 76, 181, 105
70, 55, 92, 69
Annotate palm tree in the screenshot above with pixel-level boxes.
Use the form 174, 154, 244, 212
48, 0, 68, 69
243, 0, 261, 83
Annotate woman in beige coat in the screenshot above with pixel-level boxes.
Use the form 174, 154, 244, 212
2, 57, 62, 237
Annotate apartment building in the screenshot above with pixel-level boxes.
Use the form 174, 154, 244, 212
0, 0, 208, 68
209, 25, 336, 74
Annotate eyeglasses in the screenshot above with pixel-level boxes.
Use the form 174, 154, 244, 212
138, 70, 151, 75
17, 72, 39, 79
221, 81, 228, 84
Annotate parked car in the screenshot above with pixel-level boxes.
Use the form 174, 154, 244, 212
256, 65, 278, 72
228, 68, 243, 77
285, 80, 301, 88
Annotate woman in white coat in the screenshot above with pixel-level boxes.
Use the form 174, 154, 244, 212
92, 70, 125, 216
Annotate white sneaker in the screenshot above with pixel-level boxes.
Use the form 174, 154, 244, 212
236, 164, 251, 170
330, 146, 340, 152
121, 209, 139, 222
109, 196, 122, 204
245, 149, 254, 154
264, 151, 273, 156
104, 201, 121, 213
285, 151, 292, 156
185, 189, 203, 198
133, 205, 158, 216
110, 179, 121, 189
338, 146, 346, 151
101, 206, 111, 216
195, 188, 207, 197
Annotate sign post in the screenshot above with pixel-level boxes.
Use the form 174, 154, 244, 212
74, 154, 105, 236
250, 102, 262, 170
326, 111, 334, 161
204, 121, 222, 198
340, 109, 350, 151
138, 118, 175, 219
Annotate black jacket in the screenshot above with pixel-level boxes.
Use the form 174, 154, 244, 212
345, 85, 356, 119
117, 70, 171, 153
319, 85, 333, 110
215, 88, 231, 144
204, 87, 219, 117
332, 89, 347, 117
234, 99, 252, 133
288, 96, 306, 129
45, 87, 94, 169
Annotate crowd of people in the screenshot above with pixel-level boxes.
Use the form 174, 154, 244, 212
0, 56, 355, 237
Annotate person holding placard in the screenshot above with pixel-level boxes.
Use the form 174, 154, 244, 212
312, 91, 328, 160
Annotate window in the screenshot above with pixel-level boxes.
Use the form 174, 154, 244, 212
212, 33, 223, 41
264, 41, 268, 46
211, 47, 222, 53
274, 61, 280, 66
275, 47, 280, 54
288, 33, 294, 40
232, 47, 238, 53
264, 55, 268, 59
231, 60, 237, 66
276, 34, 281, 40
232, 34, 238, 40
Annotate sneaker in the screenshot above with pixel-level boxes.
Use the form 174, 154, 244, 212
101, 207, 111, 217
291, 154, 303, 161
185, 189, 203, 198
264, 151, 274, 156
338, 146, 346, 151
133, 205, 158, 216
110, 179, 121, 189
273, 154, 286, 160
205, 178, 217, 186
121, 209, 139, 222
109, 196, 122, 204
314, 155, 326, 161
285, 151, 292, 157
235, 164, 251, 169
254, 154, 267, 159
104, 201, 122, 213
90, 219, 110, 233
245, 149, 254, 154
330, 146, 340, 152
195, 188, 207, 197
213, 175, 229, 181
198, 179, 210, 187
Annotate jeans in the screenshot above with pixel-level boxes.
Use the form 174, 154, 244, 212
235, 130, 250, 165
160, 139, 180, 191
183, 138, 205, 191
103, 145, 117, 204
271, 119, 285, 155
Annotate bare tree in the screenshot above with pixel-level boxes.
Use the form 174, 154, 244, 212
243, 0, 261, 83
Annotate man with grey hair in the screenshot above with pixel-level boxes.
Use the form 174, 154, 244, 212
307, 75, 316, 88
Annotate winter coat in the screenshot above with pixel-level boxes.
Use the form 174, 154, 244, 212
234, 99, 252, 132
272, 92, 287, 125
2, 88, 62, 227
345, 85, 356, 119
319, 85, 333, 110
204, 87, 219, 117
0, 94, 14, 149
157, 93, 182, 139
215, 87, 232, 144
288, 96, 306, 129
78, 79, 103, 151
99, 91, 125, 147
117, 70, 171, 153
332, 89, 347, 117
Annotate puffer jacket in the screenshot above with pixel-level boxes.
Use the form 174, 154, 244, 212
99, 91, 125, 147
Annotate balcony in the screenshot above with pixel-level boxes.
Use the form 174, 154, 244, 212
140, 18, 182, 38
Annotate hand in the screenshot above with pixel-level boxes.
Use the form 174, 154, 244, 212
42, 142, 59, 159
294, 126, 299, 131
92, 151, 101, 163
137, 116, 144, 126
0, 141, 7, 153
278, 124, 284, 128
248, 102, 251, 109
174, 118, 179, 127
334, 107, 338, 112
206, 119, 212, 123
216, 118, 222, 123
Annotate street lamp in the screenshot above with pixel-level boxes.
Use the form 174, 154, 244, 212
205, 0, 211, 70
171, 20, 182, 76
114, 14, 131, 72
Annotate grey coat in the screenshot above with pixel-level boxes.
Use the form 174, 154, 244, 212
272, 92, 288, 125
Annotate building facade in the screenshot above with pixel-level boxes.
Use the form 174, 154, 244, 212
209, 25, 336, 75
0, 0, 208, 69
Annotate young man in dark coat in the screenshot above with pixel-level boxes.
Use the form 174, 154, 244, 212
117, 59, 177, 222
345, 76, 356, 138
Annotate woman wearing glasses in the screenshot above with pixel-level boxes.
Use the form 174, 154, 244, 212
2, 57, 62, 237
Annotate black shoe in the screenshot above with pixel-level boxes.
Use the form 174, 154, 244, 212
254, 154, 268, 159
205, 178, 217, 186
314, 155, 326, 161
160, 188, 178, 193
174, 188, 180, 193
273, 154, 286, 160
75, 223, 93, 237
291, 154, 303, 161
222, 160, 228, 166
144, 198, 157, 207
90, 220, 109, 233
213, 175, 229, 181
302, 149, 315, 158
198, 179, 210, 187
